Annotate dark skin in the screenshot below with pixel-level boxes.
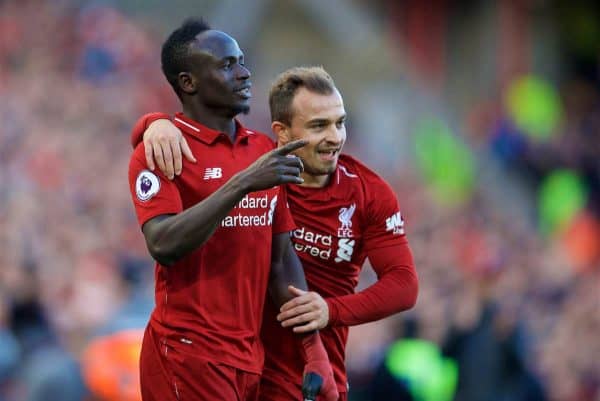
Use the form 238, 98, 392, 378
142, 30, 308, 307
177, 30, 251, 140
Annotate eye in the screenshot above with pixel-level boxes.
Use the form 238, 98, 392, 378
336, 120, 345, 129
221, 61, 232, 70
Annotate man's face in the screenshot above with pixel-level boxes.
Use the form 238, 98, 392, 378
187, 30, 252, 115
282, 88, 346, 186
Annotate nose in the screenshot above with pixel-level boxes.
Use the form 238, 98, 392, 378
236, 64, 251, 80
324, 125, 344, 145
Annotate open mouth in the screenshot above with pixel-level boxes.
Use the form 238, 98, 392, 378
317, 149, 340, 161
234, 86, 252, 99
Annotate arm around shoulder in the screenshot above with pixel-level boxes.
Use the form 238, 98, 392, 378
130, 112, 170, 149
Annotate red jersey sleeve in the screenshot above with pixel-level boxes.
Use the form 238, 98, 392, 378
130, 112, 171, 149
272, 185, 296, 234
361, 175, 408, 249
128, 146, 183, 227
326, 170, 418, 326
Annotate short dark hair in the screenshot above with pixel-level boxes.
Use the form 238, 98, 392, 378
269, 66, 336, 126
161, 18, 211, 96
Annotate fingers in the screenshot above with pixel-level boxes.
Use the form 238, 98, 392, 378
180, 136, 197, 163
279, 290, 329, 331
273, 139, 308, 155
278, 166, 302, 178
281, 155, 304, 169
281, 310, 321, 330
161, 140, 175, 179
278, 303, 314, 322
273, 156, 304, 185
292, 319, 323, 334
170, 137, 183, 177
281, 290, 311, 312
291, 155, 304, 172
151, 141, 166, 176
144, 139, 156, 171
277, 175, 305, 185
278, 304, 327, 330
287, 285, 307, 297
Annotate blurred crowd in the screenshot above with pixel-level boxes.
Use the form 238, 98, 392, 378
0, 1, 597, 401
0, 1, 166, 400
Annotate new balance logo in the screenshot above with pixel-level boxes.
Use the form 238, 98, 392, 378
203, 167, 222, 180
385, 211, 405, 235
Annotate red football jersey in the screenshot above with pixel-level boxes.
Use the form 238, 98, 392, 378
128, 112, 295, 374
261, 154, 416, 392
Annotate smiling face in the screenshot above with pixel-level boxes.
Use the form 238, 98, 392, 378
273, 87, 346, 187
182, 30, 252, 116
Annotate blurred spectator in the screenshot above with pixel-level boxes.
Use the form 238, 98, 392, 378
442, 286, 547, 401
81, 329, 144, 401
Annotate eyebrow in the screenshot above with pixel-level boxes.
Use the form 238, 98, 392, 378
306, 114, 346, 125
306, 118, 330, 126
220, 52, 244, 61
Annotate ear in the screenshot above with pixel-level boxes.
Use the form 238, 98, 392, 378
177, 72, 196, 95
271, 121, 291, 146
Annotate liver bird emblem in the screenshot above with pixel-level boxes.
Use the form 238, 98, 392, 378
338, 203, 356, 231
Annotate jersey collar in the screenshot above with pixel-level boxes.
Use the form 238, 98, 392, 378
287, 164, 348, 201
172, 112, 253, 145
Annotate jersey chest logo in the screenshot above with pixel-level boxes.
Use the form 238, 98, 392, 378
291, 203, 359, 264
335, 203, 357, 263
335, 238, 356, 263
203, 167, 223, 180
337, 203, 356, 237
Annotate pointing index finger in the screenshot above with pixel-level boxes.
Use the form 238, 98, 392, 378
273, 139, 308, 155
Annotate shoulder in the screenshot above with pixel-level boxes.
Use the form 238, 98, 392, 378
129, 143, 147, 168
338, 154, 390, 188
337, 154, 400, 209
243, 127, 276, 151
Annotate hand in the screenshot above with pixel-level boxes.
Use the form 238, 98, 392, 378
302, 372, 323, 401
236, 140, 307, 192
143, 119, 197, 179
302, 367, 338, 401
301, 334, 338, 401
278, 286, 329, 333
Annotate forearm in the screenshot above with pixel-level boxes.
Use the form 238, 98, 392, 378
144, 174, 247, 265
326, 245, 418, 326
269, 237, 309, 307
268, 237, 337, 399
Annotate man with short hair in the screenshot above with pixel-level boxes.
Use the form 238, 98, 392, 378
133, 66, 418, 401
128, 19, 337, 401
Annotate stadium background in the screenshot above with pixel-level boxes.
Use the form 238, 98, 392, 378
0, 0, 598, 400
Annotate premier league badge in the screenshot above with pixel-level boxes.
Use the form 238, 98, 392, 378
136, 170, 160, 201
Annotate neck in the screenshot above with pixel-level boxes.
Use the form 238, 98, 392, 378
182, 102, 238, 141
298, 171, 331, 188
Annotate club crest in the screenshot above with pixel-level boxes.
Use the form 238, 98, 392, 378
337, 203, 356, 237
